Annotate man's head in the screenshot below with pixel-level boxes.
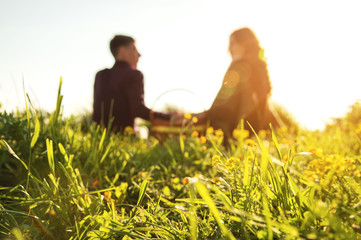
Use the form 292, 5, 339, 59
110, 35, 141, 68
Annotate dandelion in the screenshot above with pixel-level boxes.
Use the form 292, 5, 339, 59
258, 130, 267, 139
200, 136, 207, 144
104, 191, 112, 201
305, 170, 316, 181
191, 131, 199, 138
349, 165, 357, 171
225, 160, 234, 171
355, 123, 361, 134
354, 170, 361, 177
226, 157, 240, 171
124, 126, 134, 135
215, 129, 224, 136
232, 129, 242, 139
182, 177, 190, 184
212, 155, 221, 166
213, 177, 221, 183
244, 139, 256, 147
206, 127, 214, 134
280, 138, 290, 145
192, 116, 198, 123
279, 127, 288, 134
345, 158, 355, 164
232, 129, 249, 139
310, 148, 323, 158
184, 113, 192, 120
49, 209, 56, 216
336, 165, 346, 173
306, 154, 358, 184
182, 176, 198, 184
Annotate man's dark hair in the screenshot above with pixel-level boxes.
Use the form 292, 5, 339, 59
110, 35, 135, 58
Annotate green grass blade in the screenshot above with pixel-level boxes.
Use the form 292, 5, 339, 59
0, 140, 28, 170
179, 134, 185, 154
11, 227, 25, 240
53, 77, 63, 123
137, 180, 149, 207
261, 193, 273, 240
98, 128, 107, 151
100, 145, 111, 164
30, 115, 40, 148
270, 124, 282, 160
46, 139, 55, 175
195, 182, 236, 240
22, 78, 30, 128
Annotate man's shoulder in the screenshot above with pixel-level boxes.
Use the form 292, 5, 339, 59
126, 68, 143, 79
112, 63, 143, 79
95, 68, 110, 77
95, 69, 111, 82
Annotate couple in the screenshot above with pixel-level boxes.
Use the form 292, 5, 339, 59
92, 28, 281, 139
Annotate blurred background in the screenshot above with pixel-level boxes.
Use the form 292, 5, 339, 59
1, 0, 360, 130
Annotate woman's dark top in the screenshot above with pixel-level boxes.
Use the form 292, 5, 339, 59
208, 58, 271, 135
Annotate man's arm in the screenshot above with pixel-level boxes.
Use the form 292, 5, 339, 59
127, 71, 170, 121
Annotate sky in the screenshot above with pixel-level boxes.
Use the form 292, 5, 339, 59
1, 0, 361, 130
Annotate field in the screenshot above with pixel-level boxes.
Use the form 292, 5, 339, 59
1, 82, 361, 239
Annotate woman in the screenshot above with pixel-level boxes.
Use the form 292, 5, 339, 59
152, 28, 281, 140
204, 27, 281, 139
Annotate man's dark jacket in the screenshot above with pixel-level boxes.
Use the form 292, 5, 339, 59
92, 61, 169, 132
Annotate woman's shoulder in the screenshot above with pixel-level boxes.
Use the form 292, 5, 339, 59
226, 60, 252, 81
229, 59, 252, 72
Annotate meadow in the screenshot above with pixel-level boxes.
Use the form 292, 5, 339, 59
1, 81, 361, 239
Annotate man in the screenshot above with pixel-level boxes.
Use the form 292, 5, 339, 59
92, 35, 170, 132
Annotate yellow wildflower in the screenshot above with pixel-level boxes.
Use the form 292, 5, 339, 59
258, 130, 267, 139
124, 126, 134, 135
182, 177, 190, 184
212, 155, 221, 166
349, 165, 357, 171
232, 129, 250, 139
104, 191, 112, 201
215, 129, 224, 136
244, 138, 256, 147
200, 136, 207, 144
354, 170, 361, 178
191, 131, 199, 138
206, 127, 214, 134
192, 116, 198, 123
213, 177, 221, 183
345, 158, 355, 164
184, 113, 192, 120
49, 209, 56, 216
355, 124, 361, 134
182, 176, 198, 184
336, 165, 346, 173
310, 148, 323, 158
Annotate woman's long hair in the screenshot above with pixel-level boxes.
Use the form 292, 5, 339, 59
231, 27, 271, 102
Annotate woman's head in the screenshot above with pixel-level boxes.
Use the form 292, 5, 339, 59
229, 28, 261, 61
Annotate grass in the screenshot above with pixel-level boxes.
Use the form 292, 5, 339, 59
1, 80, 361, 239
